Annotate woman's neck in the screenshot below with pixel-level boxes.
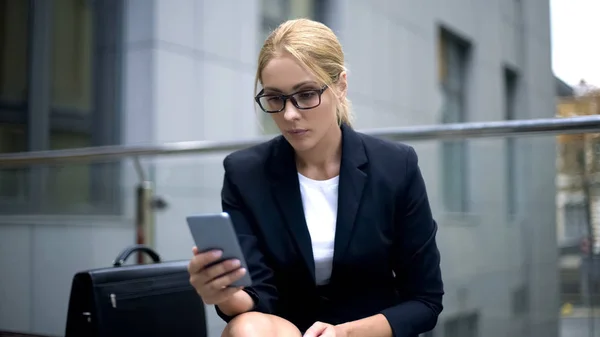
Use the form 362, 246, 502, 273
295, 124, 342, 180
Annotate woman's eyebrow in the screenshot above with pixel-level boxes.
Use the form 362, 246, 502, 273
263, 81, 318, 93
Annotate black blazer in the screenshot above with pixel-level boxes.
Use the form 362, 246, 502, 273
216, 124, 444, 337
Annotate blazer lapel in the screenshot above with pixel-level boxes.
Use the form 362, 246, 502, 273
266, 125, 369, 284
332, 124, 368, 270
268, 137, 316, 281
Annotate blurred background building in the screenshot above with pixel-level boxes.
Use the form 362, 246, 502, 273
556, 84, 600, 310
0, 0, 575, 337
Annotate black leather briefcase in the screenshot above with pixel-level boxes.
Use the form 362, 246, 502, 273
64, 245, 207, 337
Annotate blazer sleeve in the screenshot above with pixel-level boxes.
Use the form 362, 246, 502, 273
215, 156, 279, 322
380, 146, 444, 337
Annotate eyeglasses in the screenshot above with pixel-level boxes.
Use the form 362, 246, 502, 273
255, 85, 329, 113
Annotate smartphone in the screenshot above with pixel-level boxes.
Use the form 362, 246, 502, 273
186, 212, 252, 288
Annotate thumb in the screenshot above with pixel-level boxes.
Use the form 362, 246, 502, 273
304, 322, 328, 337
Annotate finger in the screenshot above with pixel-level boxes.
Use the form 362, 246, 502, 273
190, 272, 242, 298
201, 259, 242, 284
303, 322, 328, 337
208, 286, 242, 305
320, 327, 336, 337
188, 249, 222, 273
192, 246, 199, 255
207, 267, 247, 290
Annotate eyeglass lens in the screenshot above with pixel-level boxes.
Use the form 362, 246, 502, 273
258, 90, 322, 113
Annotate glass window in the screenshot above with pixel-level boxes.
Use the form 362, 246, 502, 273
444, 312, 479, 337
0, 0, 28, 104
0, 124, 27, 201
0, 0, 123, 215
511, 284, 529, 315
0, 0, 29, 200
564, 203, 588, 240
504, 68, 519, 220
47, 0, 95, 211
438, 29, 470, 213
51, 0, 93, 115
262, 0, 287, 22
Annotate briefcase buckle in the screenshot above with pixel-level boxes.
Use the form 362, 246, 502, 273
110, 294, 117, 308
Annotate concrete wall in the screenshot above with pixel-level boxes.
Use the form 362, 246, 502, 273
0, 0, 556, 336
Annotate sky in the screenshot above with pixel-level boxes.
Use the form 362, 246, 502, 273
550, 0, 600, 87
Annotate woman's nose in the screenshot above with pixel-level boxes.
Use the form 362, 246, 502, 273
283, 103, 301, 121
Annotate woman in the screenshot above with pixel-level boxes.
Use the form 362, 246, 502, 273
188, 18, 444, 337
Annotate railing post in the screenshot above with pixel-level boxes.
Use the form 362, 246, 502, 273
135, 180, 155, 264
133, 157, 155, 264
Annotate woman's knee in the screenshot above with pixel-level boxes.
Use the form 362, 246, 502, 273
221, 312, 301, 337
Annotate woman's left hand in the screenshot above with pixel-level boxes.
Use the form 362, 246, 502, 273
303, 321, 347, 337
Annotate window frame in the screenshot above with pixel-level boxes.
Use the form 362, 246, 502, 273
0, 0, 124, 215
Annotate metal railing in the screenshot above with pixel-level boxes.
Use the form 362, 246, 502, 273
1, 115, 599, 264
0, 115, 599, 167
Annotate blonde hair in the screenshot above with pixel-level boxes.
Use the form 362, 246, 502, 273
255, 18, 354, 127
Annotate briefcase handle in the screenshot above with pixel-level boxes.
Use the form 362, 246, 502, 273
112, 244, 161, 267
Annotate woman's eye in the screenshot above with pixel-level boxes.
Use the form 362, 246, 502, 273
298, 92, 315, 99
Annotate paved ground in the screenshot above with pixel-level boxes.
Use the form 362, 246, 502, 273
561, 317, 600, 337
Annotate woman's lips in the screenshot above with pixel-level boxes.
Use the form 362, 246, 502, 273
287, 129, 308, 136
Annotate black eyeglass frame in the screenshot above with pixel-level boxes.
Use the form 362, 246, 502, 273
254, 85, 329, 113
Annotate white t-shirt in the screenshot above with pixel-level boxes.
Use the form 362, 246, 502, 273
298, 173, 339, 285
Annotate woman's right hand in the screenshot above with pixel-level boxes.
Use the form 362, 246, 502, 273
188, 246, 248, 305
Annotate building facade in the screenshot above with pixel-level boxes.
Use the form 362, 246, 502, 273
0, 1, 557, 336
